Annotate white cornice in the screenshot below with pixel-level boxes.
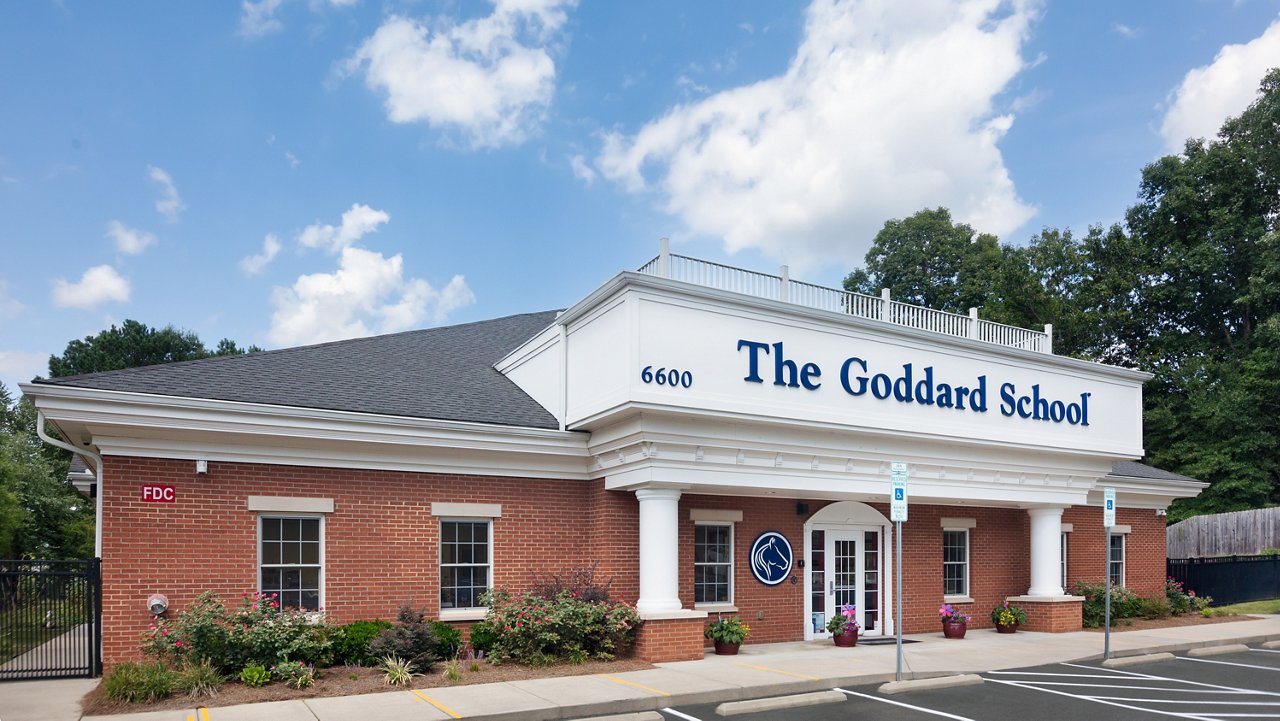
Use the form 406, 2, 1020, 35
557, 272, 1154, 383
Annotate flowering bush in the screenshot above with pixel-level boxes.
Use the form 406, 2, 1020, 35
1165, 577, 1212, 615
990, 599, 1027, 626
938, 604, 970, 624
141, 591, 333, 673
482, 588, 640, 665
705, 615, 751, 644
271, 660, 315, 689
826, 604, 860, 635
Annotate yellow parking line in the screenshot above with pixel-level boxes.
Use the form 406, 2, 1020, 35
411, 689, 462, 718
597, 674, 671, 696
735, 663, 820, 681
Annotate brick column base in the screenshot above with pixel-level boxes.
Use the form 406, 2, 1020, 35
634, 613, 708, 662
1008, 595, 1084, 632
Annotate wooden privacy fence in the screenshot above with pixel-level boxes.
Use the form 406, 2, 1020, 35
1167, 507, 1280, 559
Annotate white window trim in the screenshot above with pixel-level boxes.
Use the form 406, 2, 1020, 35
1109, 532, 1126, 587
431, 502, 501, 518
248, 496, 334, 514
942, 527, 970, 599
257, 513, 325, 611
693, 521, 735, 608
439, 517, 493, 614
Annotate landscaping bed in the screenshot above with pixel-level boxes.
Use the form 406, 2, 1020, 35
82, 656, 653, 716
1084, 613, 1262, 632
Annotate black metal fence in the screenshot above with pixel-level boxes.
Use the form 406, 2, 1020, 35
0, 559, 101, 680
1167, 554, 1280, 606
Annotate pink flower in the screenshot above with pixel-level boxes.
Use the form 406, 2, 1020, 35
270, 602, 279, 608
161, 630, 169, 636
174, 641, 183, 648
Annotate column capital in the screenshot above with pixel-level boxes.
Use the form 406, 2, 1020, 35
634, 487, 683, 503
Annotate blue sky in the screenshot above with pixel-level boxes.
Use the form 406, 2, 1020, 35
2, 0, 1279, 391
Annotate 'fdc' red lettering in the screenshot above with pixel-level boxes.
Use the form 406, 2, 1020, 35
141, 484, 176, 503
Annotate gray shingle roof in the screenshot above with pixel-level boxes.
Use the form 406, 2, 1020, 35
1109, 460, 1201, 484
35, 311, 562, 430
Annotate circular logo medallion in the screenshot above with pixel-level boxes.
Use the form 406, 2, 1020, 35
749, 531, 793, 586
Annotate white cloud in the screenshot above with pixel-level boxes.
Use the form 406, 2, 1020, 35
284, 151, 300, 168
1160, 17, 1280, 152
0, 281, 23, 320
267, 247, 476, 346
597, 0, 1038, 270
51, 265, 131, 310
0, 350, 47, 390
569, 154, 596, 185
297, 203, 390, 253
240, 234, 282, 275
345, 0, 574, 148
239, 0, 285, 38
105, 220, 156, 255
148, 165, 185, 222
1112, 23, 1137, 38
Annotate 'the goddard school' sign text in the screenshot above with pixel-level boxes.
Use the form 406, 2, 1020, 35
737, 340, 1092, 426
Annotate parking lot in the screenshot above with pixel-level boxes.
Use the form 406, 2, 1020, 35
656, 644, 1280, 721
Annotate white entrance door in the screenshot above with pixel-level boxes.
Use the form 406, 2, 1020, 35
809, 528, 882, 637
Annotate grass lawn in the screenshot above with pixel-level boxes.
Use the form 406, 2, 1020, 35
1212, 598, 1280, 615
0, 604, 90, 664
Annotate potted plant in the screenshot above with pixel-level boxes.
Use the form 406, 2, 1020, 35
705, 615, 750, 655
939, 603, 970, 639
990, 598, 1027, 633
826, 604, 860, 647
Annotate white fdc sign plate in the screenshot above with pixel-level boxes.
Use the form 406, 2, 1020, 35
1103, 487, 1116, 528
890, 461, 908, 522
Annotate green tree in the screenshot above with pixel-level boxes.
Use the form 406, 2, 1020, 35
47, 319, 262, 378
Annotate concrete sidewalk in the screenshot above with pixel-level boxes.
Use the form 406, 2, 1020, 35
6, 616, 1277, 721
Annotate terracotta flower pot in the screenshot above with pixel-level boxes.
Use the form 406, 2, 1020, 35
833, 629, 858, 647
713, 640, 741, 655
995, 623, 1018, 634
942, 621, 967, 639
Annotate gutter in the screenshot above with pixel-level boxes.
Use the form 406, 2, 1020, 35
36, 410, 103, 559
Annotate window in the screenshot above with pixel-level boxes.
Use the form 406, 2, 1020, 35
1108, 533, 1125, 587
440, 520, 491, 610
259, 516, 322, 610
694, 523, 733, 604
1061, 531, 1069, 590
942, 529, 968, 597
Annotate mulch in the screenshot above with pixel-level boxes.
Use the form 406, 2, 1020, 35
81, 657, 654, 716
1082, 613, 1262, 632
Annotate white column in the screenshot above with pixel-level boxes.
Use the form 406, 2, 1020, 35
635, 488, 683, 614
1027, 507, 1065, 596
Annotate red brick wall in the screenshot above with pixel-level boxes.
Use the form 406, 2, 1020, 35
1063, 506, 1165, 598
634, 617, 705, 661
1018, 600, 1084, 632
100, 456, 595, 663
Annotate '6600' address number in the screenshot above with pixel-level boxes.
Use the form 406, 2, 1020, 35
641, 366, 692, 388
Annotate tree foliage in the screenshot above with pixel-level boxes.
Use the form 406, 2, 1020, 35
845, 68, 1280, 522
47, 319, 262, 378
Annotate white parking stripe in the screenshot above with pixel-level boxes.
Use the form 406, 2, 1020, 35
1003, 682, 1248, 693
1253, 650, 1280, 655
989, 670, 1182, 680
834, 688, 978, 721
1198, 715, 1280, 718
660, 708, 703, 721
1097, 698, 1280, 706
987, 679, 1220, 721
1181, 657, 1280, 673
1060, 662, 1280, 697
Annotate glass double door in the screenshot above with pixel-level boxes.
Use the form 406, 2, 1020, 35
810, 528, 881, 637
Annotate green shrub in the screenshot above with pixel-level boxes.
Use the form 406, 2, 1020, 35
173, 660, 224, 699
468, 621, 498, 654
1075, 581, 1153, 627
378, 655, 420, 686
1134, 596, 1172, 619
239, 664, 271, 688
444, 659, 461, 682
333, 620, 393, 666
369, 606, 437, 671
271, 660, 315, 689
429, 621, 463, 660
481, 588, 640, 665
141, 591, 334, 672
104, 661, 176, 703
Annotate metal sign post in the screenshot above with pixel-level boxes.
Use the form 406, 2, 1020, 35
1103, 487, 1116, 661
891, 461, 908, 682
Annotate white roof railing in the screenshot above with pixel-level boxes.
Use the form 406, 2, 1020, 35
637, 238, 1053, 354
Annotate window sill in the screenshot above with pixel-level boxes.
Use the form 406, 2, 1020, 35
694, 603, 739, 613
438, 608, 488, 622
943, 595, 974, 605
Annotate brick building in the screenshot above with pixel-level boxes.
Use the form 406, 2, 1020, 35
24, 246, 1204, 663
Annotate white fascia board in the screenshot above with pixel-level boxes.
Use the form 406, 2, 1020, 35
493, 322, 560, 374
558, 273, 1154, 384
23, 384, 592, 479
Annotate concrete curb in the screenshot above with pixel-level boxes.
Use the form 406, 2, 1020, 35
1102, 653, 1175, 668
715, 690, 845, 716
1070, 633, 1280, 663
878, 674, 984, 695
1187, 644, 1251, 657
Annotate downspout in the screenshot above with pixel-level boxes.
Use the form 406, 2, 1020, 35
36, 411, 103, 559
